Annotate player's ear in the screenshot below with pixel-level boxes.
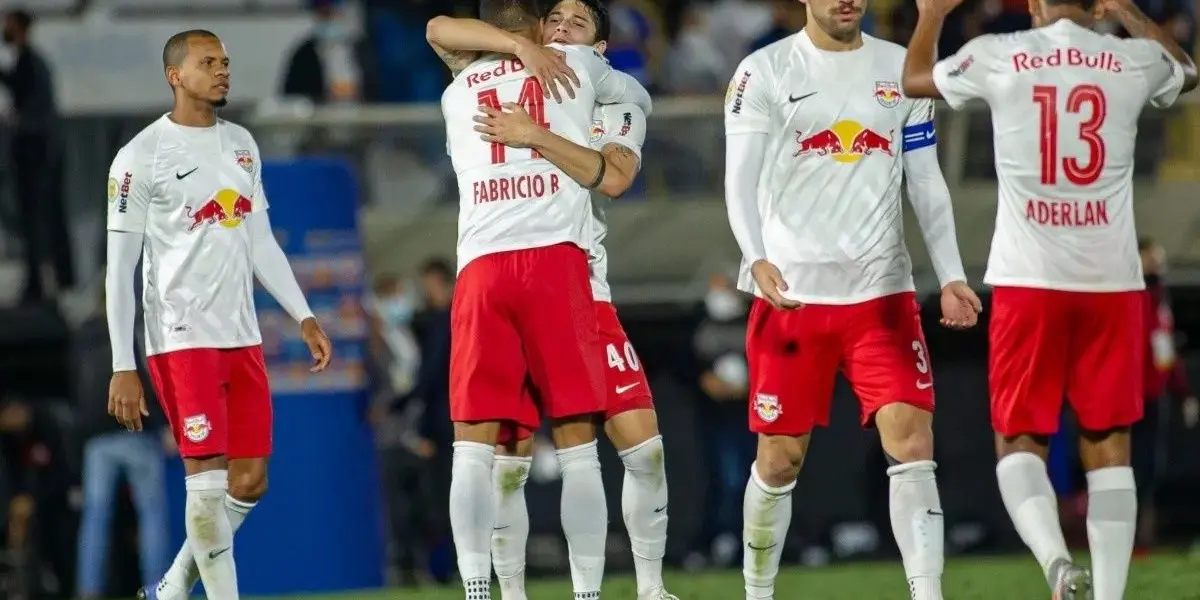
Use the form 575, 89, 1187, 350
593, 40, 607, 53
165, 66, 180, 88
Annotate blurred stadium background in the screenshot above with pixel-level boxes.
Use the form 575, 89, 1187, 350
0, 0, 1198, 598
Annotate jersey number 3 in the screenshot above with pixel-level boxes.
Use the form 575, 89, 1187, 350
477, 77, 550, 164
1032, 84, 1107, 186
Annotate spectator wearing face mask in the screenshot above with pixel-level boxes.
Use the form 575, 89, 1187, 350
282, 0, 378, 105
690, 271, 754, 568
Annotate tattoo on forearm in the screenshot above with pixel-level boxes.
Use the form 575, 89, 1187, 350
436, 48, 477, 75
606, 145, 639, 168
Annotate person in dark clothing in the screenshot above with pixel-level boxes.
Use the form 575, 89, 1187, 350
281, 0, 378, 104
374, 257, 454, 585
73, 289, 170, 600
691, 271, 755, 568
751, 0, 806, 51
1135, 237, 1198, 548
0, 10, 72, 304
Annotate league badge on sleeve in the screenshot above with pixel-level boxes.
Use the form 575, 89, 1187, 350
234, 149, 255, 174
107, 178, 118, 203
874, 81, 902, 108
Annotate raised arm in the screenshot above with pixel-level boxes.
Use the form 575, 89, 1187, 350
427, 16, 579, 100
1106, 0, 1198, 93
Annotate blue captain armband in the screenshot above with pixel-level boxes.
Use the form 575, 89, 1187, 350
901, 121, 937, 152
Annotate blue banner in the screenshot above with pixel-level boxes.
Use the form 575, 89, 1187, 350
166, 158, 385, 595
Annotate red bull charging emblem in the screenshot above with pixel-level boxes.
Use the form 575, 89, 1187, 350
793, 120, 894, 164
874, 80, 902, 108
186, 188, 254, 232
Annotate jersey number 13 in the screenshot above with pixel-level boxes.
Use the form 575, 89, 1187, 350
1032, 84, 1107, 186
477, 77, 550, 165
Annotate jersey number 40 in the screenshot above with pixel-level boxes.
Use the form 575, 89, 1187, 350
1032, 84, 1106, 186
477, 77, 550, 165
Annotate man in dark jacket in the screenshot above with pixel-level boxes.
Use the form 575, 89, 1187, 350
281, 0, 378, 104
0, 9, 72, 304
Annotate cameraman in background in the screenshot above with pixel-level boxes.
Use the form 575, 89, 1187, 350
74, 285, 170, 599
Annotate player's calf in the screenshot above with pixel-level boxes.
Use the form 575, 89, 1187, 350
607, 409, 669, 599
491, 439, 534, 600
551, 416, 607, 600
1079, 428, 1136, 600
994, 435, 1075, 592
875, 404, 944, 600
743, 434, 805, 600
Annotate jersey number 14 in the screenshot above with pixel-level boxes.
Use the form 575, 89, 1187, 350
477, 77, 550, 164
1032, 84, 1107, 186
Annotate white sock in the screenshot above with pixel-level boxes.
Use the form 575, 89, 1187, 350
887, 460, 945, 600
996, 452, 1071, 581
183, 470, 238, 600
1086, 466, 1137, 600
557, 440, 607, 600
743, 462, 795, 600
451, 441, 496, 598
492, 455, 532, 600
618, 435, 668, 597
159, 495, 257, 599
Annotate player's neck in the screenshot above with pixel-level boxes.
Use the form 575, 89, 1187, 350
804, 24, 863, 52
169, 101, 218, 128
1040, 9, 1092, 28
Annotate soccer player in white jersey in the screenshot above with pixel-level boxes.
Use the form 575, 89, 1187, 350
437, 2, 652, 598
901, 0, 1198, 596
427, 2, 673, 599
723, 0, 983, 598
104, 30, 332, 600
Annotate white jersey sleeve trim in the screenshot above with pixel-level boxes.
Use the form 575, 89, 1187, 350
903, 145, 967, 287
724, 132, 769, 264
250, 211, 314, 323
106, 230, 143, 371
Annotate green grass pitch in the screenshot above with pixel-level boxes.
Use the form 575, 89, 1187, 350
274, 553, 1200, 600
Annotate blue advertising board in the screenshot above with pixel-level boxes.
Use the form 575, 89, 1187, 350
165, 158, 385, 595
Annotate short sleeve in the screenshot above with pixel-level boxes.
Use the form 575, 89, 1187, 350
1124, 39, 1186, 109
901, 98, 937, 153
595, 103, 647, 162
931, 35, 996, 109
724, 53, 775, 136
106, 145, 153, 234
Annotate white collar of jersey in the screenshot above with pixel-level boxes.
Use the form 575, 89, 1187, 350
160, 113, 220, 136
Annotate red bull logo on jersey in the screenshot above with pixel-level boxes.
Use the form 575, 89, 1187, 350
793, 120, 894, 164
590, 119, 605, 143
234, 149, 255, 174
186, 188, 254, 232
874, 81, 902, 108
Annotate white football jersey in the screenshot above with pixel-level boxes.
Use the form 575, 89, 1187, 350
933, 20, 1186, 292
106, 115, 268, 356
725, 32, 937, 304
443, 44, 648, 272
587, 103, 647, 303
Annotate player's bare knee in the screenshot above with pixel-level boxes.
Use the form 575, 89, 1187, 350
549, 415, 597, 448
875, 403, 934, 463
994, 433, 1051, 461
604, 408, 660, 452
1079, 427, 1131, 470
755, 434, 807, 486
227, 459, 268, 502
455, 421, 502, 446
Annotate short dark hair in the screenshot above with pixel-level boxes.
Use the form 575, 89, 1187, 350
1043, 0, 1096, 11
6, 10, 32, 32
419, 257, 454, 283
548, 0, 611, 43
162, 29, 219, 69
479, 0, 541, 32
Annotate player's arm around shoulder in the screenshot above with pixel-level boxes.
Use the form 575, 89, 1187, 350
595, 104, 647, 198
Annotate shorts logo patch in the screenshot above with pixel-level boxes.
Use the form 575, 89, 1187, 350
754, 393, 781, 423
183, 414, 211, 442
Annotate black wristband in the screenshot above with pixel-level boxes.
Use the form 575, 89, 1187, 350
586, 151, 607, 189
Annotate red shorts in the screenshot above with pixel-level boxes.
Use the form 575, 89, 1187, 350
450, 244, 605, 435
745, 292, 935, 435
146, 345, 272, 459
989, 286, 1144, 435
